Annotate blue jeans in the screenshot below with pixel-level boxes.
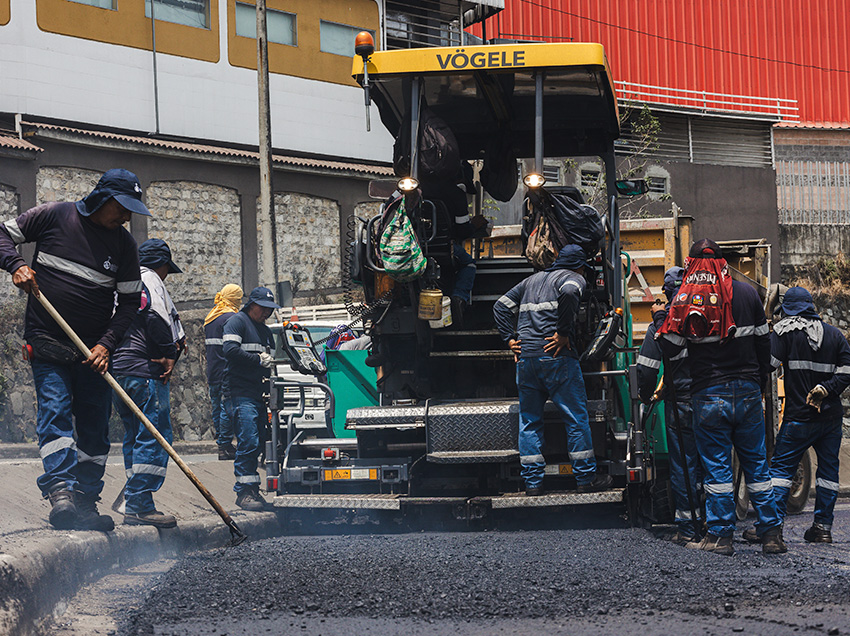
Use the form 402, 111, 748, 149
114, 376, 172, 514
230, 396, 264, 493
771, 417, 842, 528
32, 359, 112, 497
517, 355, 596, 489
452, 243, 476, 304
692, 380, 780, 538
209, 381, 234, 446
665, 401, 703, 536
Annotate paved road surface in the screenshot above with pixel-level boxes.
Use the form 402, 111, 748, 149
47, 502, 850, 636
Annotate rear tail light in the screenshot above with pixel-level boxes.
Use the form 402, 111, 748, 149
267, 477, 279, 491
628, 469, 641, 482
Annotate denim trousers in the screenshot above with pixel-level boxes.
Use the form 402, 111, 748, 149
209, 381, 234, 446
692, 379, 780, 537
114, 375, 172, 514
230, 396, 264, 493
452, 243, 476, 303
664, 401, 703, 536
771, 416, 842, 527
32, 359, 112, 497
517, 355, 596, 489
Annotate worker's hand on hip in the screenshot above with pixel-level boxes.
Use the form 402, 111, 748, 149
543, 332, 571, 357
258, 352, 275, 369
83, 344, 110, 375
13, 265, 39, 296
806, 384, 828, 412
152, 357, 176, 383
508, 338, 522, 362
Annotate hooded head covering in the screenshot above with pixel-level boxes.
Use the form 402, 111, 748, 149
75, 169, 151, 218
546, 244, 586, 272
204, 283, 244, 326
139, 238, 181, 274
663, 266, 685, 301
780, 286, 820, 319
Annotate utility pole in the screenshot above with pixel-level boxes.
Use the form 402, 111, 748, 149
256, 0, 279, 287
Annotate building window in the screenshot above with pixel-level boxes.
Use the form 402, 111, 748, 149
145, 0, 209, 29
68, 0, 115, 9
580, 168, 601, 188
320, 20, 373, 57
646, 176, 668, 194
235, 2, 296, 45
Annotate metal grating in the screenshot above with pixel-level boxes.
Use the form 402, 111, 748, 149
385, 0, 465, 49
777, 159, 850, 225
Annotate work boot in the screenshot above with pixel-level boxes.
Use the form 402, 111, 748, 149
804, 523, 833, 544
218, 443, 236, 461
686, 533, 734, 556
75, 493, 115, 531
47, 486, 78, 530
450, 297, 467, 330
124, 510, 178, 528
762, 526, 788, 554
671, 531, 695, 546
525, 485, 544, 497
236, 487, 267, 512
742, 527, 760, 544
577, 473, 613, 493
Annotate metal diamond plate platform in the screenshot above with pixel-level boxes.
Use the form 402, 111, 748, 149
427, 450, 520, 464
483, 488, 625, 509
346, 406, 426, 429
273, 494, 401, 510
426, 401, 519, 455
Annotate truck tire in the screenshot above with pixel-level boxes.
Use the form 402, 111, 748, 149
785, 449, 813, 516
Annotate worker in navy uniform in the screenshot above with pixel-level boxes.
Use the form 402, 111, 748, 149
743, 286, 850, 545
494, 244, 612, 496
656, 239, 783, 556
223, 286, 279, 511
636, 266, 703, 544
112, 238, 185, 528
0, 169, 147, 531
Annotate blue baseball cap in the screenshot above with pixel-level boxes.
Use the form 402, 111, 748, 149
663, 266, 685, 296
75, 169, 151, 218
139, 238, 181, 274
245, 286, 280, 310
780, 286, 816, 316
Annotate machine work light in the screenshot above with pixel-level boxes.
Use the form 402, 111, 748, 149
523, 173, 546, 188
398, 176, 419, 192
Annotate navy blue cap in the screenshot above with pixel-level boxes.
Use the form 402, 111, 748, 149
75, 169, 151, 218
663, 266, 685, 296
245, 286, 280, 310
139, 238, 181, 274
781, 286, 816, 317
689, 238, 723, 259
546, 244, 586, 272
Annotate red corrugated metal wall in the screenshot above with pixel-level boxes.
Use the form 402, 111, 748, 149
469, 0, 850, 125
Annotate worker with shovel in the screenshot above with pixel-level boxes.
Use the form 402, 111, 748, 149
0, 169, 148, 531
112, 238, 185, 528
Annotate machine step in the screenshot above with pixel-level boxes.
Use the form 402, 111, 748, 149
427, 450, 520, 463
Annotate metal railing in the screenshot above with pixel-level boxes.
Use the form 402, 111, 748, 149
616, 80, 799, 122
777, 159, 850, 225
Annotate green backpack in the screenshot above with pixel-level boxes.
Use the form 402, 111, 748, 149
379, 200, 426, 282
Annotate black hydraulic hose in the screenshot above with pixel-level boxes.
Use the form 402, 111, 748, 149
662, 360, 700, 536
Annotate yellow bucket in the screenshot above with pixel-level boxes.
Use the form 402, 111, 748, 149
418, 289, 443, 320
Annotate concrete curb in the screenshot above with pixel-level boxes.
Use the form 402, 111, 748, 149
0, 441, 219, 460
0, 510, 282, 636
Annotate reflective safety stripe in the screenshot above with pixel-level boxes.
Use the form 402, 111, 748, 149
76, 449, 108, 466
520, 454, 545, 465
455, 214, 470, 224
771, 356, 782, 369
223, 334, 242, 343
636, 355, 661, 369
816, 478, 840, 492
747, 480, 773, 493
662, 333, 686, 346
205, 338, 224, 346
788, 360, 836, 373
754, 323, 770, 336
670, 349, 688, 361
242, 343, 266, 353
520, 301, 558, 313
236, 474, 261, 483
37, 252, 115, 288
733, 325, 753, 337
675, 509, 693, 520
3, 219, 25, 244
771, 477, 793, 489
704, 482, 734, 494
117, 280, 143, 294
125, 468, 134, 479
569, 449, 595, 460
837, 366, 850, 375
497, 295, 519, 313
558, 279, 582, 292
40, 436, 76, 458
132, 463, 167, 477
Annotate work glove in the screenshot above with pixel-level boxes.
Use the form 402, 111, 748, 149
806, 384, 828, 412
258, 352, 275, 369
